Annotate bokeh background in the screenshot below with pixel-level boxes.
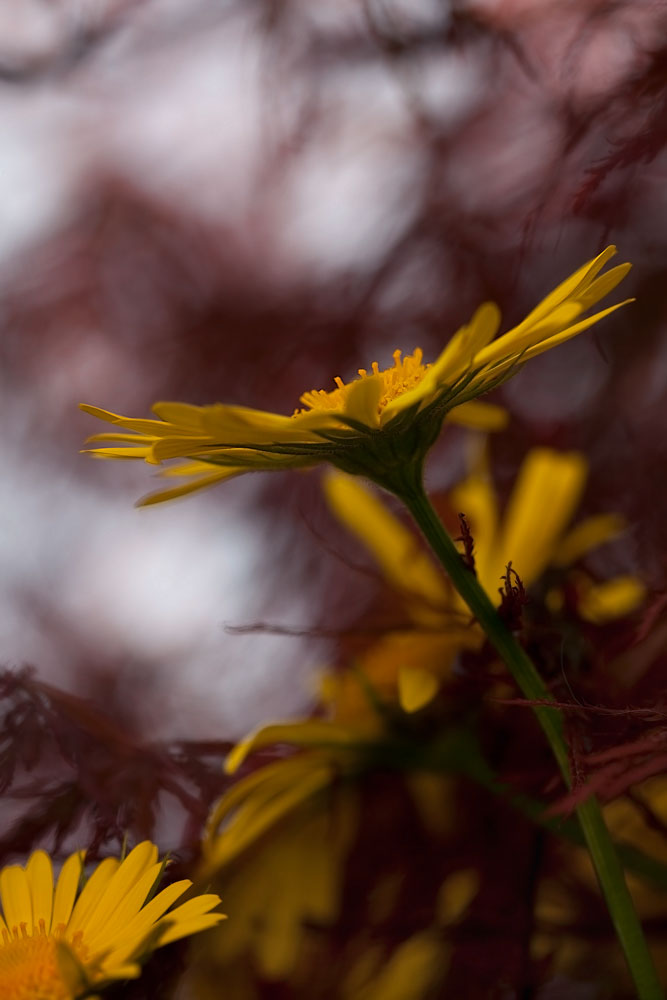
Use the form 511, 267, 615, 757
2, 1, 667, 997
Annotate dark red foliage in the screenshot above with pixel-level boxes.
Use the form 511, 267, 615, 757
0, 669, 230, 866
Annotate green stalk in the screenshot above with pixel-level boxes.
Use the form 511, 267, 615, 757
397, 476, 662, 1000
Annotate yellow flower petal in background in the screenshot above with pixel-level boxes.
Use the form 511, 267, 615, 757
554, 513, 627, 567
80, 247, 631, 503
139, 462, 247, 506
202, 717, 362, 982
491, 449, 587, 589
224, 719, 373, 775
443, 400, 508, 431
577, 574, 647, 624
343, 931, 450, 1000
398, 666, 440, 713
201, 787, 358, 982
0, 842, 224, 1000
204, 759, 336, 873
436, 868, 480, 924
323, 470, 449, 624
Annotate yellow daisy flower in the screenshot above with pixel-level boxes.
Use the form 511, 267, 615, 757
324, 448, 645, 714
0, 840, 224, 999
80, 247, 630, 505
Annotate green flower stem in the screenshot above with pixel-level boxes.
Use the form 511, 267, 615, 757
397, 477, 662, 1000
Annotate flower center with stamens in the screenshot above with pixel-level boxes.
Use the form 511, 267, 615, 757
0, 924, 88, 1000
297, 349, 428, 415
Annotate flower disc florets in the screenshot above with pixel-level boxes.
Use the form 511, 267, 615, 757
298, 349, 429, 417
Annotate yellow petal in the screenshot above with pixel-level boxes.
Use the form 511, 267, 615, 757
158, 459, 230, 478
52, 851, 84, 930
398, 667, 439, 713
427, 302, 502, 387
0, 865, 33, 932
67, 858, 120, 934
97, 880, 193, 965
492, 450, 587, 590
105, 890, 222, 962
506, 299, 633, 369
205, 760, 298, 839
79, 404, 181, 438
355, 932, 448, 1000
437, 869, 479, 924
146, 437, 218, 463
84, 858, 162, 946
55, 940, 93, 996
136, 467, 244, 506
578, 575, 646, 624
95, 963, 141, 982
444, 401, 508, 431
225, 719, 367, 774
323, 471, 448, 621
26, 850, 54, 933
554, 513, 626, 567
83, 446, 153, 460
84, 433, 156, 444
343, 375, 383, 428
496, 246, 617, 341
474, 301, 582, 364
154, 401, 325, 444
157, 894, 222, 925
153, 912, 225, 947
573, 262, 632, 313
383, 303, 501, 421
204, 766, 334, 871
205, 756, 324, 848
150, 401, 207, 429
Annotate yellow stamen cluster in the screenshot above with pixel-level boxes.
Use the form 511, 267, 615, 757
298, 349, 428, 416
0, 922, 85, 1000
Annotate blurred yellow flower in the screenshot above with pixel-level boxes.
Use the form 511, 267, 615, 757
200, 719, 480, 986
340, 870, 479, 1000
324, 448, 645, 714
200, 723, 361, 980
0, 841, 224, 1000
80, 247, 630, 504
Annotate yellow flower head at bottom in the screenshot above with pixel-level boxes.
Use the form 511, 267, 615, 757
0, 841, 224, 999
